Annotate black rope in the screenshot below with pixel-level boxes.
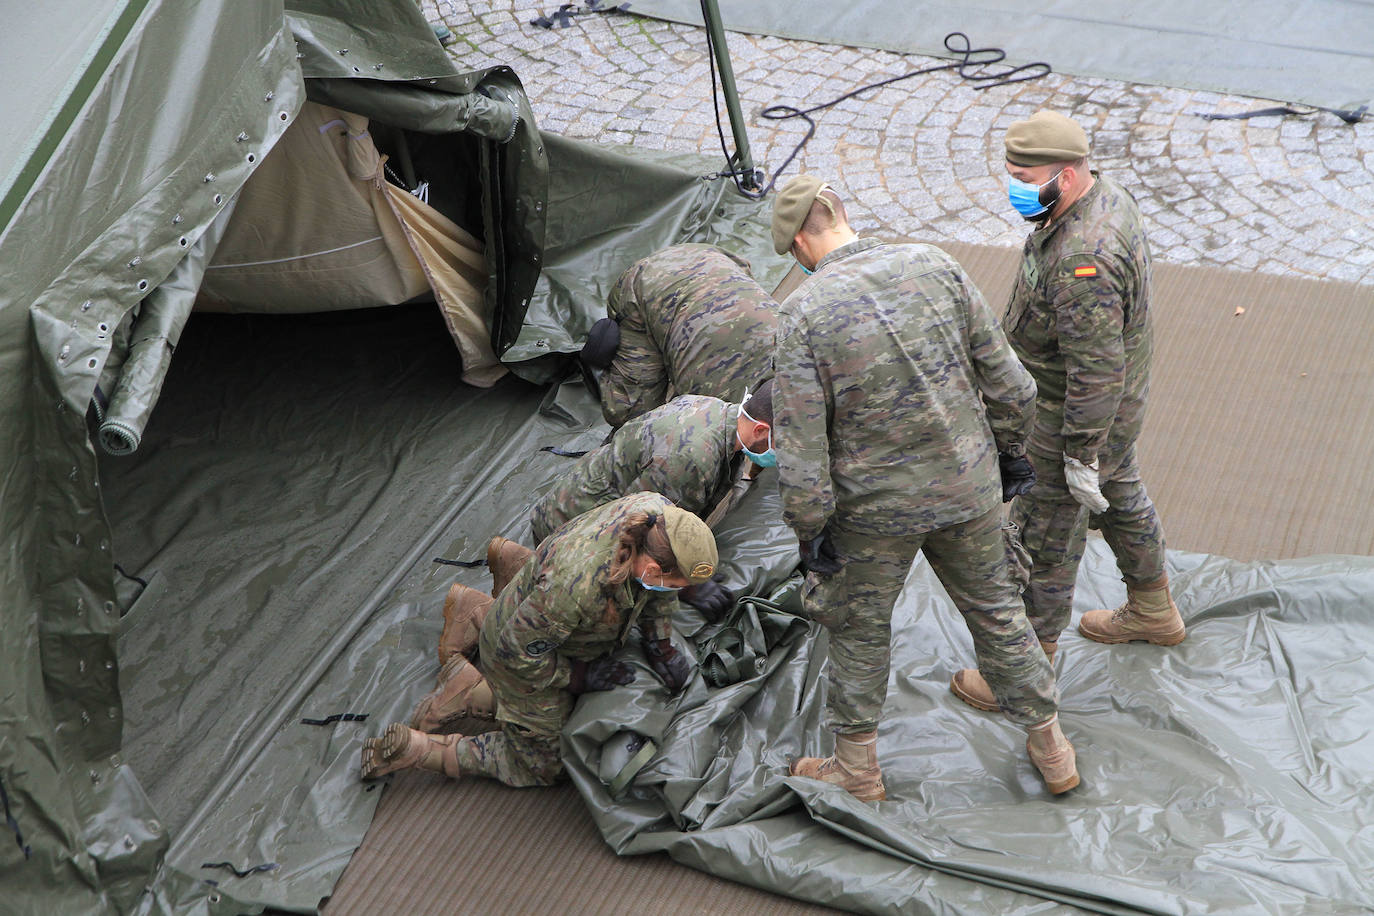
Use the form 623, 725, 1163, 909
703, 30, 1051, 199
1196, 104, 1367, 125
531, 0, 631, 29
299, 712, 369, 726
201, 861, 280, 878
433, 556, 486, 568
0, 775, 31, 860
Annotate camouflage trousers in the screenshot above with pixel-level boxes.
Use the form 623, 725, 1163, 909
454, 654, 575, 787
1012, 445, 1167, 643
804, 505, 1058, 731
454, 722, 563, 788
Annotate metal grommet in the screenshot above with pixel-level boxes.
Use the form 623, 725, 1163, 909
374, 63, 384, 70
278, 111, 289, 121
104, 601, 115, 615
137, 279, 149, 291
209, 892, 221, 904
246, 152, 256, 164
179, 237, 189, 247
98, 322, 109, 333
213, 194, 224, 205
86, 357, 97, 368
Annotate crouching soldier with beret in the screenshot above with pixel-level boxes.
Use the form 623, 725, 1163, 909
360, 492, 716, 787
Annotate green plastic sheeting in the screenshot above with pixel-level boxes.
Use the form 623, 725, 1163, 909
566, 538, 1374, 914
628, 0, 1374, 111
97, 296, 1374, 914
0, 0, 781, 910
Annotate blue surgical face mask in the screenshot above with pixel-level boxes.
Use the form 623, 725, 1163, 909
637, 577, 681, 593
737, 402, 778, 467
1007, 169, 1063, 221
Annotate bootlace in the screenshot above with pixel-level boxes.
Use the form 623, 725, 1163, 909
1110, 600, 1133, 624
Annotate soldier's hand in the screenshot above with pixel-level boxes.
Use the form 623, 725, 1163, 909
1063, 456, 1110, 513
799, 532, 843, 577
643, 637, 694, 693
998, 452, 1036, 501
569, 656, 636, 694
680, 576, 734, 620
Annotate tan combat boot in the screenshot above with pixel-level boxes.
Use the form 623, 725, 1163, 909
950, 642, 1058, 712
438, 584, 494, 665
790, 730, 886, 802
410, 654, 496, 732
360, 723, 462, 780
488, 536, 534, 599
1026, 715, 1078, 794
1078, 576, 1186, 646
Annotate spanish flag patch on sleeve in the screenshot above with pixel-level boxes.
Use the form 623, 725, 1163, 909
1073, 265, 1098, 278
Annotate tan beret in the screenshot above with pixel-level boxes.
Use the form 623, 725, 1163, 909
771, 175, 827, 255
1004, 110, 1090, 167
661, 506, 718, 584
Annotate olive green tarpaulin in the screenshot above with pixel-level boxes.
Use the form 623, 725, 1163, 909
6, 0, 1374, 914
626, 0, 1374, 111
0, 0, 778, 911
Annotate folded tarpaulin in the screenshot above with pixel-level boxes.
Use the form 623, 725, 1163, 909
565, 536, 1374, 914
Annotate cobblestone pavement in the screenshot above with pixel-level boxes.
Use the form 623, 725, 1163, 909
425, 2, 1374, 285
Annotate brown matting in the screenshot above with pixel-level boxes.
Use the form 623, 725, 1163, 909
321, 248, 1373, 914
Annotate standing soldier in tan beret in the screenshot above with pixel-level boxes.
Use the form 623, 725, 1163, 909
951, 110, 1186, 712
360, 493, 716, 786
584, 243, 779, 430
770, 176, 1077, 800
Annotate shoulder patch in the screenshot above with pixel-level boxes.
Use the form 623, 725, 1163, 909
1073, 265, 1098, 277
524, 638, 558, 656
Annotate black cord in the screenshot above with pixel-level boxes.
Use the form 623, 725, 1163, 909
704, 31, 1052, 199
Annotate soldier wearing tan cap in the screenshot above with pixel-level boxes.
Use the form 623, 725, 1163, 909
769, 176, 1076, 799
951, 111, 1185, 713
361, 493, 715, 786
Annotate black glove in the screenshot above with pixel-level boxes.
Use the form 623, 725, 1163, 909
644, 638, 694, 693
568, 655, 635, 694
799, 531, 843, 577
998, 452, 1036, 502
679, 576, 734, 620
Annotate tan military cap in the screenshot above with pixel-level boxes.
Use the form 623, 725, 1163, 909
1004, 110, 1090, 167
661, 506, 718, 584
771, 175, 828, 255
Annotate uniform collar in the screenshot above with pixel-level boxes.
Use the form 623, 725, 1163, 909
814, 237, 880, 273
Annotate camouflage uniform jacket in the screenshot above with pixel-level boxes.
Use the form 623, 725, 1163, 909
774, 238, 1036, 539
1005, 173, 1153, 467
480, 492, 676, 729
601, 244, 777, 427
530, 395, 744, 542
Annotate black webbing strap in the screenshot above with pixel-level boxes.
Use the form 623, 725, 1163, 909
0, 775, 30, 859
1197, 104, 1367, 124
433, 556, 486, 568
299, 712, 369, 726
201, 861, 280, 878
540, 445, 589, 458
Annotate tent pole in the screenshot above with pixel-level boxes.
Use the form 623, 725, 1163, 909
700, 0, 759, 191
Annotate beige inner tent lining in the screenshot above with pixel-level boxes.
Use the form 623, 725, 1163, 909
197, 101, 505, 387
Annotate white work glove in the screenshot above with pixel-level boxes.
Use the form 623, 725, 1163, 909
1063, 456, 1110, 513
